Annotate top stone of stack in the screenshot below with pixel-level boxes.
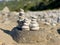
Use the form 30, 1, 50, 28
19, 8, 25, 17
19, 9, 25, 21
20, 8, 24, 12
2, 6, 10, 14
19, 8, 25, 15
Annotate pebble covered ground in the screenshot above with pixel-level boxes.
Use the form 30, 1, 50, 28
0, 7, 60, 45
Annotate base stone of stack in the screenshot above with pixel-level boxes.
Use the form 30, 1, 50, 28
22, 26, 30, 31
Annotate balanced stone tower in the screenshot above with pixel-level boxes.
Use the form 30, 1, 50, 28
30, 16, 39, 31
17, 9, 25, 29
19, 9, 25, 21
18, 9, 31, 30
22, 18, 30, 30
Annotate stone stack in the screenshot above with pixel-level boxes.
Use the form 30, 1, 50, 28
17, 9, 25, 29
22, 18, 30, 30
30, 16, 39, 31
19, 9, 25, 21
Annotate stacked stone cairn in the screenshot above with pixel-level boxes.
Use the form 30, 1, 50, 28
22, 18, 30, 30
18, 9, 39, 31
29, 16, 39, 31
19, 9, 25, 21
17, 9, 25, 29
22, 16, 40, 31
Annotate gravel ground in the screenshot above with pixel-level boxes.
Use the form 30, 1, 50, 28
0, 9, 60, 45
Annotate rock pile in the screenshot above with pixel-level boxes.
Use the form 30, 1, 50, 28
19, 9, 25, 21
22, 18, 30, 30
17, 9, 40, 31
17, 9, 25, 29
26, 9, 60, 26
29, 16, 39, 31
0, 7, 60, 26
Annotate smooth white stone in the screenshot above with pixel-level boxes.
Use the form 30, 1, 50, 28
31, 19, 36, 21
41, 19, 45, 22
22, 26, 29, 30
30, 23, 39, 27
24, 23, 29, 26
31, 27, 39, 30
51, 23, 56, 26
30, 21, 37, 24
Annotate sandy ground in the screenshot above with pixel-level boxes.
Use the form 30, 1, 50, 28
0, 21, 60, 45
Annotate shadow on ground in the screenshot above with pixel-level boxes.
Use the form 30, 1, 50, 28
0, 26, 22, 43
0, 20, 26, 43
